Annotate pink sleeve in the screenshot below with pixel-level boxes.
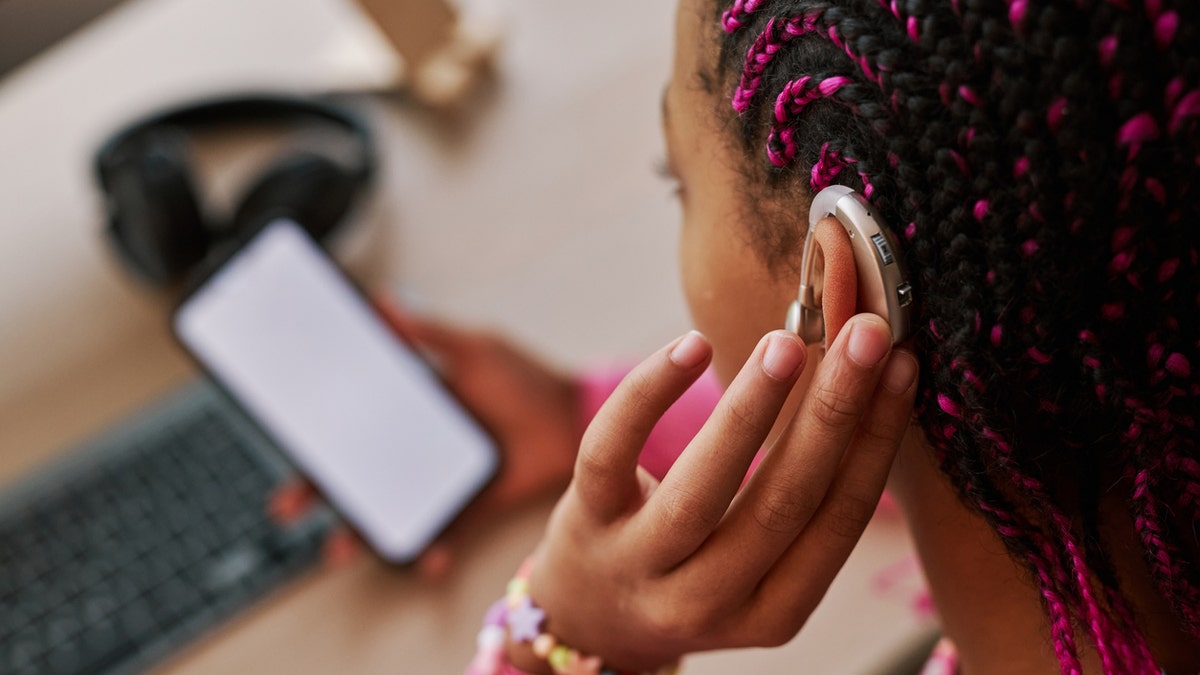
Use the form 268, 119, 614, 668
577, 366, 724, 482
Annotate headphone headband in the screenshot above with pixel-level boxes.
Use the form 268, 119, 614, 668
95, 94, 376, 189
95, 94, 378, 288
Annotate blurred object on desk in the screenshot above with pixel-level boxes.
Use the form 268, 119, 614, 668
0, 0, 503, 105
0, 0, 399, 415
95, 94, 378, 289
354, 0, 502, 107
0, 383, 332, 675
0, 0, 130, 79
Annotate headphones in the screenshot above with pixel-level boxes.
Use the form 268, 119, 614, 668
785, 185, 913, 346
95, 95, 376, 287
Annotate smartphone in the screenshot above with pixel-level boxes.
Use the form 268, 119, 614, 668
173, 219, 499, 564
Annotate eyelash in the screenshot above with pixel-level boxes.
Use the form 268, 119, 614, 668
654, 157, 685, 199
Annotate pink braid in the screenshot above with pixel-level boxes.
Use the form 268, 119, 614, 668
1035, 538, 1088, 675
1133, 466, 1200, 635
974, 419, 1152, 672
810, 142, 846, 188
773, 75, 853, 122
872, 0, 921, 43
1165, 452, 1200, 512
1076, 339, 1162, 670
736, 5, 886, 120
1168, 89, 1200, 136
824, 23, 882, 84
928, 427, 1085, 674
809, 143, 876, 197
1102, 582, 1158, 670
1051, 512, 1132, 675
731, 11, 825, 114
967, 483, 1085, 675
766, 76, 853, 166
721, 0, 767, 33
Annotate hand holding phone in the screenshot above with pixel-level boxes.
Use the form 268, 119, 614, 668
174, 220, 500, 564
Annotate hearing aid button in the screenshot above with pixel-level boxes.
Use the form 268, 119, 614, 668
897, 282, 913, 308
870, 233, 895, 265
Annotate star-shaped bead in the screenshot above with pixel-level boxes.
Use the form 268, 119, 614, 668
506, 596, 546, 641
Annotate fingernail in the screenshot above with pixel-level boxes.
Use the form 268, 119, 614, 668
881, 351, 918, 394
762, 332, 806, 380
323, 531, 359, 569
847, 318, 891, 367
670, 330, 709, 368
418, 545, 453, 582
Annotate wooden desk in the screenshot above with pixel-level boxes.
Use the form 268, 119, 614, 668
0, 0, 937, 672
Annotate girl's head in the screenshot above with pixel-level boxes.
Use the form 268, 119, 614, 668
663, 0, 1199, 670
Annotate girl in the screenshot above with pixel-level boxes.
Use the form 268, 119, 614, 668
425, 0, 1200, 672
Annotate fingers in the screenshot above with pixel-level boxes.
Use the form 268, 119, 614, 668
268, 478, 320, 525
408, 482, 506, 583
271, 479, 365, 570
575, 331, 712, 521
702, 315, 895, 583
372, 293, 475, 359
746, 346, 918, 634
416, 542, 454, 582
638, 331, 808, 566
322, 528, 363, 568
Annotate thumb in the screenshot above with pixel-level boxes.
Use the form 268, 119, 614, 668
415, 542, 455, 582
410, 482, 515, 583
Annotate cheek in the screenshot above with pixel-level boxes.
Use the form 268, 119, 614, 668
678, 217, 714, 336
678, 214, 794, 386
678, 210, 732, 345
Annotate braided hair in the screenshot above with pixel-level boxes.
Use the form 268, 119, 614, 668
710, 0, 1199, 672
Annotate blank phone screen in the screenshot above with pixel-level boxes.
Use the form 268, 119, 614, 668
175, 220, 498, 563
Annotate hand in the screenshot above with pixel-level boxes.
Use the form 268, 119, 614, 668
269, 294, 582, 578
514, 315, 919, 671
375, 296, 582, 512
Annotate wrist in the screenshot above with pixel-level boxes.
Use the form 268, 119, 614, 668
505, 557, 679, 675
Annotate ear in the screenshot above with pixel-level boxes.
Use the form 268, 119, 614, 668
812, 215, 858, 347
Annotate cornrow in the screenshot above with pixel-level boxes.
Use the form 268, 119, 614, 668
721, 0, 768, 32
713, 0, 1200, 671
731, 11, 825, 114
767, 75, 858, 166
808, 142, 874, 197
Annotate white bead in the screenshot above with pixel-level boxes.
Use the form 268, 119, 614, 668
477, 625, 506, 649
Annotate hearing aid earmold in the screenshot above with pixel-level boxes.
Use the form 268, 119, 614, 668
785, 185, 913, 347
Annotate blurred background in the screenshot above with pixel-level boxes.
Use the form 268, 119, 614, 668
0, 0, 934, 672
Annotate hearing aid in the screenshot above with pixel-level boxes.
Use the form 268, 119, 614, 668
785, 185, 913, 347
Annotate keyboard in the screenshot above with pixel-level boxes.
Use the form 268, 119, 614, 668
0, 382, 333, 675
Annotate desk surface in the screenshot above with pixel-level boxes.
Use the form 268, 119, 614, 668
0, 0, 937, 672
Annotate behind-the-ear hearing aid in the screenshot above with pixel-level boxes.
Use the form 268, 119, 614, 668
785, 185, 913, 346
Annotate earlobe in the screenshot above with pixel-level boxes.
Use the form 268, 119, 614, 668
812, 215, 858, 347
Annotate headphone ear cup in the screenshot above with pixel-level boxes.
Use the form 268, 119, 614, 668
102, 128, 210, 286
230, 152, 358, 240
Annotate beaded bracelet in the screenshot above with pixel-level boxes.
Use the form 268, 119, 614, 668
466, 557, 678, 675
